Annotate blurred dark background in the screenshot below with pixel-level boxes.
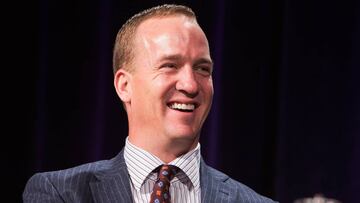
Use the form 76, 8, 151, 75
5, 0, 360, 202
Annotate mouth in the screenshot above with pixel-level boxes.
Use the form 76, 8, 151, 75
167, 102, 197, 112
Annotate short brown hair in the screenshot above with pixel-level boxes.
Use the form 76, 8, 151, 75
112, 4, 196, 74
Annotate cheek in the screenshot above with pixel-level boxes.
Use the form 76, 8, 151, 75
200, 79, 214, 98
153, 75, 177, 96
131, 78, 154, 106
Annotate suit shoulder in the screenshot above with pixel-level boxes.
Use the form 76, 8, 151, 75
206, 166, 278, 203
28, 151, 126, 183
23, 160, 106, 202
36, 159, 111, 181
23, 154, 125, 202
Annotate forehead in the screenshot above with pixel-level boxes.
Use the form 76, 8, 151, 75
138, 15, 197, 30
133, 16, 209, 55
137, 15, 205, 40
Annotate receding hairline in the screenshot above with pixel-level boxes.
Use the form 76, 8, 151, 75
126, 4, 195, 25
113, 4, 198, 74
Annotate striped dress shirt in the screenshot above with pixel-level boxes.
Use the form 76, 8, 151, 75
124, 138, 201, 203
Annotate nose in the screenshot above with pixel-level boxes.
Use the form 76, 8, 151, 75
176, 66, 199, 98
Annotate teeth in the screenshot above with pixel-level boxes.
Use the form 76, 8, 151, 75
170, 103, 195, 111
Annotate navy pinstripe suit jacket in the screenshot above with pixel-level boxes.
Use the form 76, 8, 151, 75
23, 149, 277, 203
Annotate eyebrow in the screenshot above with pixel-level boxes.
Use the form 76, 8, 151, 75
159, 54, 213, 66
194, 58, 213, 67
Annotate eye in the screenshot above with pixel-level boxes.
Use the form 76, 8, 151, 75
194, 65, 212, 76
161, 63, 177, 69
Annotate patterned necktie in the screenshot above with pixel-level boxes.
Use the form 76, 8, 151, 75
150, 164, 179, 203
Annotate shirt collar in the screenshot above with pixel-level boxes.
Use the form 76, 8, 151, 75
124, 137, 201, 191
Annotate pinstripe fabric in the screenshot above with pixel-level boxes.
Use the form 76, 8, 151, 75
23, 148, 278, 203
200, 157, 279, 203
23, 153, 133, 203
124, 138, 201, 203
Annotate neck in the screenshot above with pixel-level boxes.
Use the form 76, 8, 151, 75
128, 134, 199, 163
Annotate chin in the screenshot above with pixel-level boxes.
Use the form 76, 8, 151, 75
166, 126, 199, 140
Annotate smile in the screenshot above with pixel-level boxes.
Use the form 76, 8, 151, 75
168, 102, 196, 112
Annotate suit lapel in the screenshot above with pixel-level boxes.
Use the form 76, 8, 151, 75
89, 150, 133, 203
88, 151, 232, 202
200, 158, 230, 203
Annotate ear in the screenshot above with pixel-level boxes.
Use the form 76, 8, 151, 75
114, 69, 132, 103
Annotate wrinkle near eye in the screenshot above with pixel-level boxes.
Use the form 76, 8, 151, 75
151, 68, 165, 80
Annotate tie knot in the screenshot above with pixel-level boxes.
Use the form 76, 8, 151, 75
157, 165, 179, 181
150, 165, 179, 203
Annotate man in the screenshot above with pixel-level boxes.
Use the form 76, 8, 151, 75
23, 4, 277, 203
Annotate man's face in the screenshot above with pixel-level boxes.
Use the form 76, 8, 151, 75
127, 16, 213, 143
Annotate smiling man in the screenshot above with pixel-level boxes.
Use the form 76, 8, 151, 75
115, 8, 214, 165
23, 4, 277, 203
